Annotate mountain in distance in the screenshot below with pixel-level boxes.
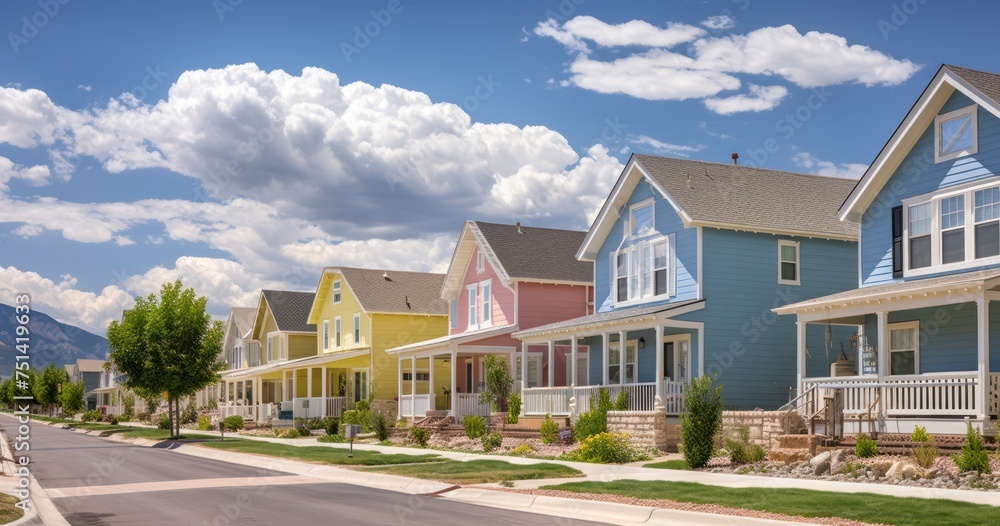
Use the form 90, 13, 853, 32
0, 303, 108, 377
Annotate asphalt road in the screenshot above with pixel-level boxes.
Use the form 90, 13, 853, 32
1, 414, 609, 526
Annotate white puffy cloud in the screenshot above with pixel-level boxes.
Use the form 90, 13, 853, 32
0, 266, 135, 334
0, 156, 51, 192
630, 136, 705, 157
792, 152, 867, 179
704, 84, 789, 115
536, 17, 920, 113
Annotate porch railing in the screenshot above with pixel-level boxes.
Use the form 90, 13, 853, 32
326, 397, 346, 418
522, 386, 573, 416
659, 381, 685, 415
399, 394, 434, 418
802, 372, 986, 418
989, 373, 1000, 417
292, 397, 348, 420
454, 393, 490, 422
575, 383, 658, 413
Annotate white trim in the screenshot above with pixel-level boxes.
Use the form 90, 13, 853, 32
841, 67, 1000, 223
322, 320, 330, 351
333, 279, 342, 304
476, 249, 486, 274
514, 300, 706, 342
353, 312, 361, 346
334, 315, 342, 348
613, 234, 672, 307
777, 239, 801, 286
696, 226, 703, 299
691, 221, 855, 241
480, 278, 493, 327
607, 339, 639, 384
516, 351, 544, 388
565, 346, 591, 387
467, 283, 479, 331
887, 321, 920, 376
628, 197, 656, 237
934, 104, 978, 163
663, 333, 692, 383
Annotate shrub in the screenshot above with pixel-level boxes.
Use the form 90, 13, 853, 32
135, 411, 150, 422
103, 414, 118, 425
855, 434, 879, 459
317, 433, 348, 443
614, 389, 629, 411
507, 393, 521, 424
396, 417, 408, 429
409, 427, 430, 447
284, 427, 301, 439
540, 414, 559, 444
724, 425, 766, 464
953, 423, 991, 474
914, 443, 940, 469
307, 417, 326, 430
81, 409, 102, 422
370, 411, 393, 442
562, 432, 649, 464
464, 415, 488, 439
681, 375, 723, 469
221, 415, 244, 433
509, 444, 534, 456
197, 415, 214, 431
157, 413, 171, 430
911, 425, 932, 444
324, 417, 340, 436
180, 402, 197, 424
120, 409, 134, 422
573, 410, 605, 442
482, 432, 503, 452
206, 397, 218, 410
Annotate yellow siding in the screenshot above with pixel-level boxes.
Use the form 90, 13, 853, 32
371, 313, 449, 400
259, 311, 281, 363
314, 272, 371, 354
287, 334, 317, 360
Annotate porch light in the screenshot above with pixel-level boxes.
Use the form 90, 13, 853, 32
638, 337, 646, 349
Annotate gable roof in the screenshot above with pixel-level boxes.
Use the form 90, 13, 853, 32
579, 154, 858, 260
442, 221, 592, 299
229, 307, 257, 339
840, 64, 1000, 222
75, 359, 106, 373
258, 290, 317, 334
308, 267, 448, 321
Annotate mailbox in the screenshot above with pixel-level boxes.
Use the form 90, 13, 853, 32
344, 424, 362, 439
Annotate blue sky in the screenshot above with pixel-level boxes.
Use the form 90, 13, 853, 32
0, 0, 997, 334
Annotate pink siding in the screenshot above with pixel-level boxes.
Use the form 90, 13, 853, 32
517, 282, 591, 330
451, 244, 515, 335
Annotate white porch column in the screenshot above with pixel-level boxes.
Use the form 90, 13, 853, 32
796, 321, 806, 397
397, 356, 404, 416
410, 357, 416, 400
508, 350, 516, 393
292, 370, 298, 400
306, 367, 313, 398
450, 348, 458, 416
321, 366, 328, 399
521, 341, 528, 390
876, 311, 888, 384
570, 335, 579, 387
654, 325, 664, 407
428, 355, 436, 410
601, 332, 609, 385
618, 330, 627, 384
978, 297, 990, 419
547, 341, 555, 387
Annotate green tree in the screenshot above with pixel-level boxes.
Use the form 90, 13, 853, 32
478, 355, 514, 412
34, 363, 67, 416
60, 380, 86, 417
106, 280, 224, 437
0, 378, 14, 410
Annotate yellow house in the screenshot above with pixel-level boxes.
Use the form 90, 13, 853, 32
306, 267, 449, 419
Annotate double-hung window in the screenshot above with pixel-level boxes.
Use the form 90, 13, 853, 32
333, 280, 342, 304
334, 316, 342, 347
608, 341, 637, 384
907, 202, 932, 270
467, 284, 478, 328
481, 280, 492, 325
778, 240, 800, 285
353, 313, 361, 345
612, 200, 672, 305
888, 321, 919, 376
322, 320, 330, 350
940, 195, 965, 264
974, 187, 1000, 258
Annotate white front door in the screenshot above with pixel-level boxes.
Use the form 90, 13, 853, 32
565, 353, 589, 386
663, 335, 691, 382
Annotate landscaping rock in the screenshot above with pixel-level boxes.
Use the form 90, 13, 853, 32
812, 459, 830, 476
769, 448, 812, 465
901, 464, 920, 480
885, 461, 905, 480
809, 451, 832, 468
870, 461, 892, 479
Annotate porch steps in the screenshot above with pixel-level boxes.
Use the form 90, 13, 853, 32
769, 434, 829, 464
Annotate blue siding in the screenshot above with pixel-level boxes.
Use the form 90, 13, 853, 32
861, 91, 1000, 286
594, 179, 698, 312
584, 328, 700, 386
683, 228, 857, 409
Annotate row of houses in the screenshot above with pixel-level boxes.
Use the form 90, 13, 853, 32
203, 64, 1000, 438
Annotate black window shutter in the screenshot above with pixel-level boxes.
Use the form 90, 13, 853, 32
891, 206, 903, 278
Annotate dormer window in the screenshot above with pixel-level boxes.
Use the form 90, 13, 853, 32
629, 200, 654, 238
935, 105, 977, 163
476, 250, 485, 273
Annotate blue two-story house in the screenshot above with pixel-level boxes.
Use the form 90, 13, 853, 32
513, 153, 858, 415
777, 65, 1000, 437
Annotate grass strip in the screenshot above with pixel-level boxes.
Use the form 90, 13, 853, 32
364, 459, 583, 485
644, 459, 690, 470
198, 439, 442, 466
542, 480, 1000, 526
0, 493, 24, 525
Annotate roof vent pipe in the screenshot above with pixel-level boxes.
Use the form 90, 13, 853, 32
731, 153, 739, 165
515, 221, 523, 234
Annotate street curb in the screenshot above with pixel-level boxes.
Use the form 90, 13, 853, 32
0, 426, 64, 526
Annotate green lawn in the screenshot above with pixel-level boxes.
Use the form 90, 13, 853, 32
70, 423, 136, 432
120, 429, 213, 441
198, 439, 442, 466
644, 459, 690, 470
0, 493, 24, 525
542, 480, 1000, 526
365, 459, 583, 485
25, 415, 78, 424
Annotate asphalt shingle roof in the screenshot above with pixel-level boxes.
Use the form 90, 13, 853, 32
261, 290, 317, 333
230, 307, 257, 337
75, 359, 106, 373
946, 64, 1000, 105
338, 267, 448, 315
633, 154, 859, 239
474, 221, 592, 283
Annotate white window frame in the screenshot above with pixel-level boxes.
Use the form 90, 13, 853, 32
902, 176, 1000, 277
565, 350, 590, 387
450, 300, 458, 329
353, 313, 361, 345
777, 239, 801, 286
402, 371, 431, 382
886, 321, 920, 376
934, 105, 978, 164
334, 315, 342, 348
322, 320, 330, 351
467, 284, 478, 330
333, 280, 342, 304
612, 235, 672, 308
628, 198, 655, 238
267, 336, 274, 361
607, 340, 638, 384
480, 279, 492, 327
516, 352, 544, 389
476, 250, 485, 273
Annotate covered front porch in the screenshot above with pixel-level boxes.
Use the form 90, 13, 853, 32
513, 300, 705, 418
387, 327, 517, 422
776, 270, 1000, 436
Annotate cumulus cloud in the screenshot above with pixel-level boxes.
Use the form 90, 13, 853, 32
792, 152, 867, 179
536, 17, 919, 113
0, 156, 52, 192
630, 136, 705, 157
704, 84, 789, 114
0, 266, 135, 334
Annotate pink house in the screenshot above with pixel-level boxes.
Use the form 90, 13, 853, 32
387, 220, 593, 421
